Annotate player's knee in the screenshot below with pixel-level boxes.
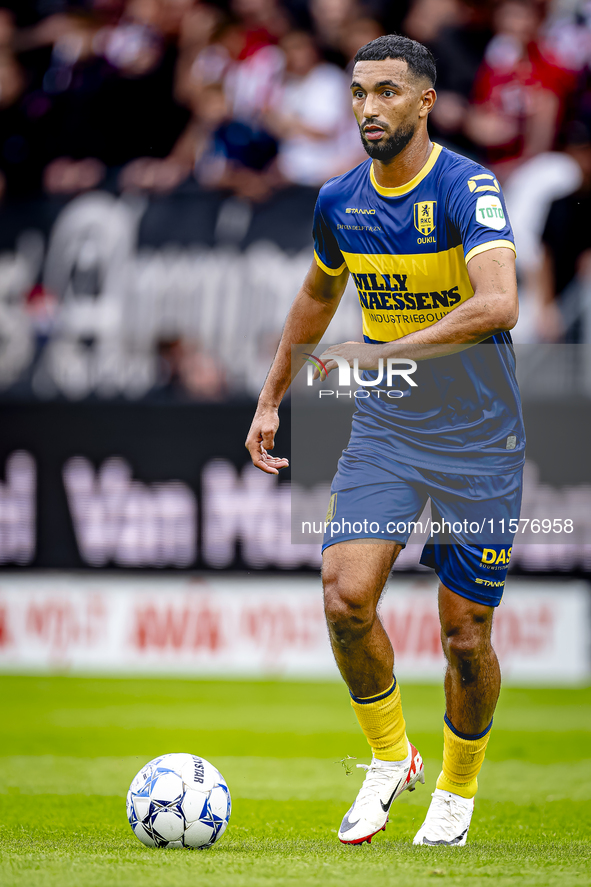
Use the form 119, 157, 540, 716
443, 624, 489, 683
446, 633, 480, 663
323, 576, 375, 644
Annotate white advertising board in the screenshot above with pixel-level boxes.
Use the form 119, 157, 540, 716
0, 574, 588, 683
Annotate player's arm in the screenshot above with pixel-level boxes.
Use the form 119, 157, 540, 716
320, 246, 517, 369
384, 245, 518, 358
245, 260, 349, 474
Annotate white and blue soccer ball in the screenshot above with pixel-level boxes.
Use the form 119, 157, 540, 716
126, 753, 231, 849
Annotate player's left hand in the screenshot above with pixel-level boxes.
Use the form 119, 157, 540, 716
316, 342, 383, 378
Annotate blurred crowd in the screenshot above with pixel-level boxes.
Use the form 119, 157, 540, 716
0, 0, 386, 201
2, 0, 591, 398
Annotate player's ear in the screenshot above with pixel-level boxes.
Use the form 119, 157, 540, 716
419, 88, 436, 118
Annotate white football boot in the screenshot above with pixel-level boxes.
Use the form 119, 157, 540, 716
338, 742, 424, 845
413, 788, 475, 846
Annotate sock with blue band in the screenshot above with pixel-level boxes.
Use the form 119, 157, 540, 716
436, 714, 493, 799
350, 677, 409, 762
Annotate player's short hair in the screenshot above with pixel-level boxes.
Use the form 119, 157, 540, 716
354, 35, 437, 87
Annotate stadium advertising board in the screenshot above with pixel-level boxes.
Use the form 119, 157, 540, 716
0, 575, 587, 683
0, 401, 590, 573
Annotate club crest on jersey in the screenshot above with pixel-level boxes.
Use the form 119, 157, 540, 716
414, 201, 436, 236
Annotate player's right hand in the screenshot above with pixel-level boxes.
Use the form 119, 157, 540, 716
245, 408, 290, 475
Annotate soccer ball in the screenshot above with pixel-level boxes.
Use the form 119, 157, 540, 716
126, 753, 231, 849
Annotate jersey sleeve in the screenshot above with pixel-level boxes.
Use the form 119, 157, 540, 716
312, 191, 346, 276
446, 166, 516, 265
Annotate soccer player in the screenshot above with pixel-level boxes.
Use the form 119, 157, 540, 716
245, 34, 524, 847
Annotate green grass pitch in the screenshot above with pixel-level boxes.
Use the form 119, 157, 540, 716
0, 675, 590, 886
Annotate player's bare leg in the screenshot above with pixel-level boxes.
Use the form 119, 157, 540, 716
322, 541, 424, 844
414, 584, 499, 846
322, 540, 401, 697
439, 584, 500, 734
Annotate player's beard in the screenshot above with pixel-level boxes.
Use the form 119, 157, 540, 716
359, 120, 416, 161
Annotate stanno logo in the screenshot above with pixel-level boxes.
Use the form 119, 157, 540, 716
414, 201, 436, 236
346, 207, 376, 214
467, 173, 500, 194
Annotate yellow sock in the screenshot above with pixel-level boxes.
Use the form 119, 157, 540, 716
436, 715, 493, 799
350, 677, 408, 762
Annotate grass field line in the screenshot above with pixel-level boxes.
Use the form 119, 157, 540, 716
1, 807, 590, 887
16, 700, 591, 735
2, 755, 591, 804
1, 677, 589, 887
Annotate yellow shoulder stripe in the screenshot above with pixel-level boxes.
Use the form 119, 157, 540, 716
465, 240, 516, 265
314, 250, 347, 276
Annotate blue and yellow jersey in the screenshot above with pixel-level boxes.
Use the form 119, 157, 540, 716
312, 143, 525, 475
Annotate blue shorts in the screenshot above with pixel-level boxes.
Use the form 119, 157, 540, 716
322, 456, 523, 608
